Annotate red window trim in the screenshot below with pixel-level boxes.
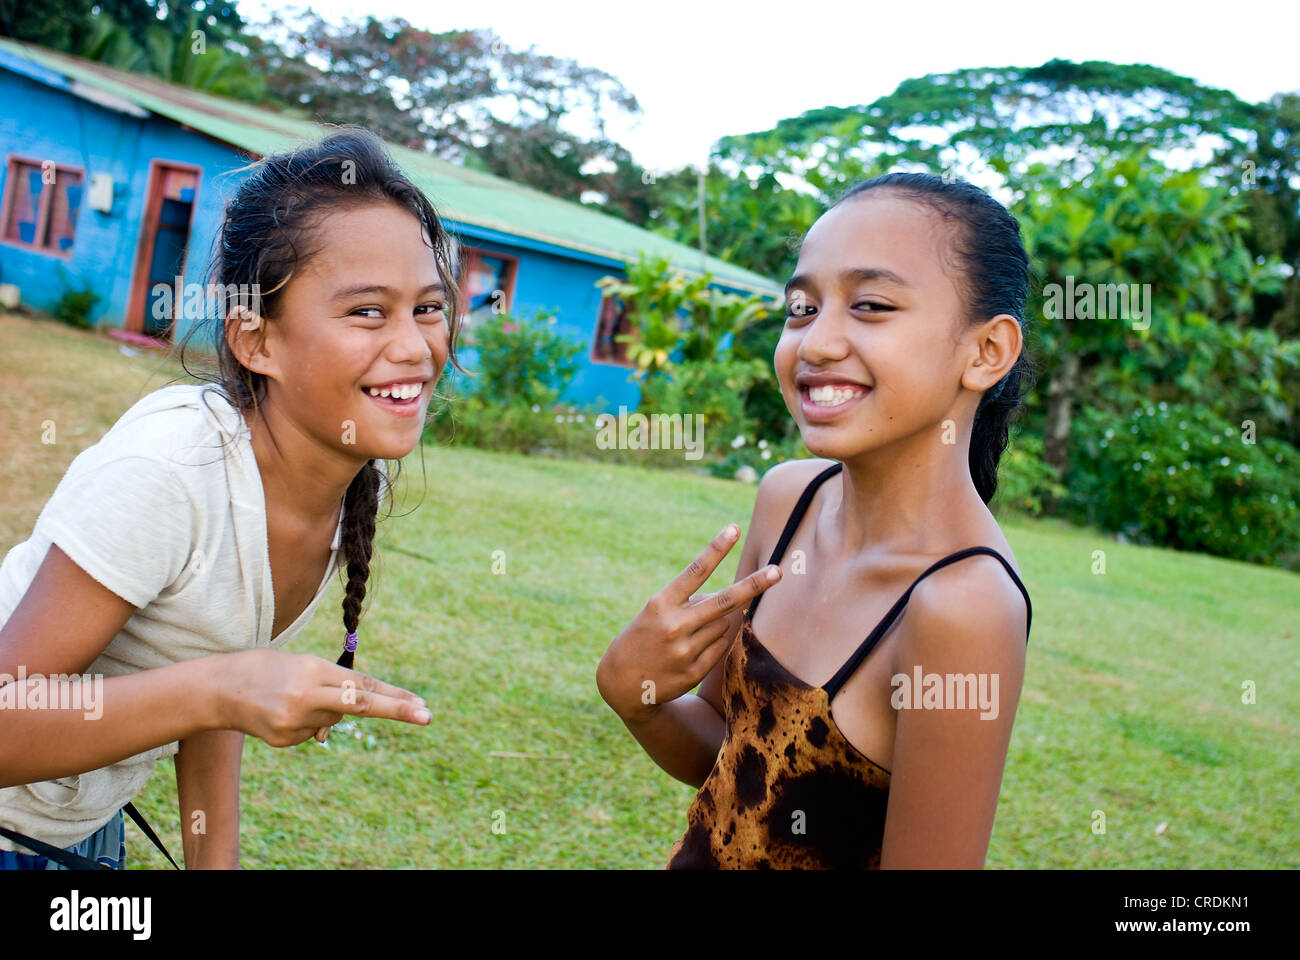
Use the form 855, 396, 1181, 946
0, 154, 86, 261
457, 245, 519, 319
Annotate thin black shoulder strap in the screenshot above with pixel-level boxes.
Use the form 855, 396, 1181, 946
745, 462, 843, 622
822, 546, 1032, 700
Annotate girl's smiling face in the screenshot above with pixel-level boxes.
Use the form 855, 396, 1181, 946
243, 201, 452, 463
776, 190, 988, 462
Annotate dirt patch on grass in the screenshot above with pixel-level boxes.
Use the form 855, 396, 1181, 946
0, 312, 191, 550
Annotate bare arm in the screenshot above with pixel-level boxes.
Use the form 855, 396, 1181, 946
175, 729, 244, 869
878, 558, 1028, 869
0, 544, 222, 785
0, 659, 225, 787
0, 546, 430, 789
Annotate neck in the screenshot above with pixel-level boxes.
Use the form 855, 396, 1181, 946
244, 398, 365, 527
831, 423, 988, 558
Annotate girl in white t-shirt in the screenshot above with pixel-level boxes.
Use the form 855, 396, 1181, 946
0, 126, 462, 869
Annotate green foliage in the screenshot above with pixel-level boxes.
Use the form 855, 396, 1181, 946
594, 254, 782, 467
992, 433, 1067, 517
637, 356, 770, 461
714, 60, 1262, 203
459, 309, 582, 409
596, 252, 776, 378
1066, 403, 1300, 567
429, 398, 600, 459
244, 13, 641, 203
0, 1, 246, 55
427, 309, 684, 468
77, 9, 265, 99
596, 254, 710, 376
428, 309, 585, 455
52, 271, 99, 329
1014, 147, 1293, 478
1020, 149, 1281, 374
707, 430, 810, 481
649, 167, 822, 282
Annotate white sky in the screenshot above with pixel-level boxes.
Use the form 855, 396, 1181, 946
239, 0, 1300, 172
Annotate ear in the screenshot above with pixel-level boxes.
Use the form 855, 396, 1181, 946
960, 313, 1022, 393
225, 306, 281, 382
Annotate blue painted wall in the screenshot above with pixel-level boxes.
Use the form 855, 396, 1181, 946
446, 223, 645, 411
0, 66, 248, 338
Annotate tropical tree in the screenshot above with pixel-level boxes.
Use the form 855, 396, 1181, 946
1017, 148, 1287, 475
242, 12, 642, 207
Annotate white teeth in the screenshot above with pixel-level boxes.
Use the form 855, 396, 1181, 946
367, 382, 422, 399
808, 384, 866, 406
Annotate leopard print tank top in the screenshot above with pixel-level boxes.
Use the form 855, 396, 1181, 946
666, 462, 1032, 869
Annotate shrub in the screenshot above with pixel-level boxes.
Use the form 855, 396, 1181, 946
52, 272, 99, 329
1066, 402, 1300, 566
458, 308, 582, 408
636, 356, 770, 460
708, 429, 810, 480
992, 432, 1066, 517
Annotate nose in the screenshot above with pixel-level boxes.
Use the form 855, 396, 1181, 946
387, 307, 435, 366
797, 303, 851, 366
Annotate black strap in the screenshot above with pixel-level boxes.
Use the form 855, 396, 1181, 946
0, 824, 113, 870
123, 802, 179, 869
823, 546, 1033, 700
744, 461, 843, 623
0, 805, 178, 870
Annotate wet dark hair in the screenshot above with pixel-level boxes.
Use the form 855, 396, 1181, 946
831, 173, 1034, 504
178, 125, 464, 667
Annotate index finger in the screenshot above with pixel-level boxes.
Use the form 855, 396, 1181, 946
663, 524, 742, 604
319, 664, 427, 706
308, 682, 431, 725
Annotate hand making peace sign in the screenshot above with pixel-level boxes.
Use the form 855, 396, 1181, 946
596, 523, 781, 723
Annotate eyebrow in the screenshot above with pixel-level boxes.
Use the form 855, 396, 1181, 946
330, 282, 446, 300
784, 267, 910, 298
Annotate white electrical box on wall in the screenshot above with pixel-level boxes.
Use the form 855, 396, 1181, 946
88, 173, 114, 213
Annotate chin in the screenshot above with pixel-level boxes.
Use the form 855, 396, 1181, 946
367, 436, 422, 462
348, 423, 424, 463
797, 420, 891, 462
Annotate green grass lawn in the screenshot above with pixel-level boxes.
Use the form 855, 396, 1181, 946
2, 312, 1297, 868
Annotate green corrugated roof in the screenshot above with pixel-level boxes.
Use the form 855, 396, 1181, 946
0, 38, 780, 295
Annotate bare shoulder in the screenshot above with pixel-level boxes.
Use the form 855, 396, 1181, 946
749, 458, 840, 552
754, 457, 839, 514
900, 549, 1029, 667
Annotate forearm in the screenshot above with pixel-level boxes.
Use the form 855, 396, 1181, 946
175, 729, 244, 869
620, 694, 725, 788
0, 658, 223, 788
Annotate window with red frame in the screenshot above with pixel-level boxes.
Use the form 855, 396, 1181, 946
457, 246, 518, 327
592, 293, 638, 366
2, 158, 84, 255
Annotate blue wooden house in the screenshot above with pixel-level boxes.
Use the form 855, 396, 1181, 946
0, 38, 780, 411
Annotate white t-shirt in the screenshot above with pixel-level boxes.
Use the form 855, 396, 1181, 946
0, 383, 379, 851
